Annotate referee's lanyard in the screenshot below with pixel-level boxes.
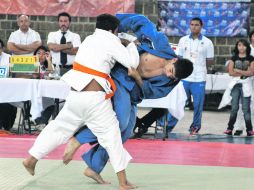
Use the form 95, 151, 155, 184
189, 39, 200, 60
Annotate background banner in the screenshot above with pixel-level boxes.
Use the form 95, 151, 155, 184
0, 0, 135, 17
158, 0, 251, 37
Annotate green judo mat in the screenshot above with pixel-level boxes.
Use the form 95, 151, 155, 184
1, 158, 254, 190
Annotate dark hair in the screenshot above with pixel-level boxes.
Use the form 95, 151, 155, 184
174, 58, 193, 80
249, 30, 254, 42
34, 45, 49, 68
191, 17, 203, 26
96, 13, 120, 32
34, 45, 49, 55
233, 39, 251, 56
58, 12, 71, 22
0, 39, 4, 48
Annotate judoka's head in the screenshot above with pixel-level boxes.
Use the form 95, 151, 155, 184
164, 58, 193, 81
96, 14, 120, 35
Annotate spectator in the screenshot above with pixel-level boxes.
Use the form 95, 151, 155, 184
0, 39, 11, 76
33, 46, 55, 129
7, 15, 41, 55
230, 31, 254, 136
6, 15, 41, 131
222, 39, 254, 136
0, 39, 17, 131
47, 12, 81, 75
35, 45, 54, 76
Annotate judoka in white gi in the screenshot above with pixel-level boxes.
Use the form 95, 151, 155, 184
23, 14, 140, 190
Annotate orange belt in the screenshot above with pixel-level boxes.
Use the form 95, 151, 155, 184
73, 62, 116, 99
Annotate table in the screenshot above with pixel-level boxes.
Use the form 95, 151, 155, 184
0, 78, 39, 103
0, 78, 188, 119
0, 73, 230, 103
138, 73, 231, 138
138, 81, 187, 139
138, 81, 187, 120
206, 73, 231, 93
138, 73, 231, 120
0, 74, 231, 135
0, 78, 70, 120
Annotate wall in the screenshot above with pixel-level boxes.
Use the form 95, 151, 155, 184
0, 0, 253, 69
138, 0, 254, 70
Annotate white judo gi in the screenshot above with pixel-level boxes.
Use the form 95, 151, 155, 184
29, 28, 139, 173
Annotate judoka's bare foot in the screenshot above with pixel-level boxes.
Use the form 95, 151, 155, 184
118, 170, 138, 190
63, 137, 81, 165
127, 181, 138, 188
23, 156, 38, 176
84, 167, 111, 184
119, 181, 138, 190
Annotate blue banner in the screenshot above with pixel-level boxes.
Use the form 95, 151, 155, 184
158, 0, 251, 37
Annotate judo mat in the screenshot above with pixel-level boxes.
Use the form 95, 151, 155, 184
1, 135, 254, 190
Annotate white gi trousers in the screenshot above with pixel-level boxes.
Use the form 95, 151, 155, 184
29, 91, 132, 173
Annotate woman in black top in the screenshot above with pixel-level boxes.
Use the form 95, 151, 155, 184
224, 39, 254, 136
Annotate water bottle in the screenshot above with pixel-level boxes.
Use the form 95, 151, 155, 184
55, 64, 60, 77
40, 64, 46, 79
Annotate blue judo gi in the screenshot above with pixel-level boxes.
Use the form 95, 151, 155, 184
75, 14, 178, 173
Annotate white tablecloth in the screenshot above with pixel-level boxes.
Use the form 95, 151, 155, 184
0, 78, 39, 103
138, 73, 231, 120
0, 74, 230, 121
138, 81, 187, 120
38, 79, 70, 99
0, 78, 70, 119
206, 73, 231, 92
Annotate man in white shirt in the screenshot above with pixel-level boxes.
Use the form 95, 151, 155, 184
0, 39, 11, 77
7, 15, 41, 55
0, 39, 17, 131
23, 14, 139, 190
47, 12, 81, 74
167, 17, 214, 135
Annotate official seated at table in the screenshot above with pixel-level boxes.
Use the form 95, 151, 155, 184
0, 39, 17, 131
33, 46, 55, 129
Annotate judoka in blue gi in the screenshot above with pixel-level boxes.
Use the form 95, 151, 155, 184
63, 14, 193, 184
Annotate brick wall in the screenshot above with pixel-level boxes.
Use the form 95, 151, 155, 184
0, 14, 96, 46
0, 0, 253, 70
